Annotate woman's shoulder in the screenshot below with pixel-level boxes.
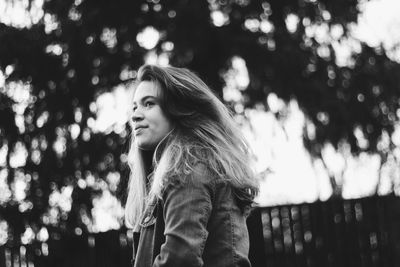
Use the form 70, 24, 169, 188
164, 161, 221, 188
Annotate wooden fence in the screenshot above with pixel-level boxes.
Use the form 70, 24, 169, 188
1, 194, 400, 267
248, 194, 400, 267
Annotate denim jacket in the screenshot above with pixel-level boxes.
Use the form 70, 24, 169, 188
132, 163, 253, 267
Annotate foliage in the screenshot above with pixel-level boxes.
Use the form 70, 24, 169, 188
1, 0, 400, 245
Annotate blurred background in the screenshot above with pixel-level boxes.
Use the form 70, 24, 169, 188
1, 0, 400, 266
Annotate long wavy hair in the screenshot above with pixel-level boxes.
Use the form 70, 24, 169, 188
125, 64, 258, 230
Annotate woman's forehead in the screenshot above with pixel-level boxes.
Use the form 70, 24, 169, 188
133, 80, 161, 102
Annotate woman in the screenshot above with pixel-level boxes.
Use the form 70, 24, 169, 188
125, 64, 259, 267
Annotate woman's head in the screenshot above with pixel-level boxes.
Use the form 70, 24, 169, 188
125, 64, 258, 229
134, 64, 229, 135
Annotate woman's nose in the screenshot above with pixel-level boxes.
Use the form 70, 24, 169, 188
132, 108, 144, 122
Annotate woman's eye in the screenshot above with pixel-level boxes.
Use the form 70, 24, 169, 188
145, 101, 154, 107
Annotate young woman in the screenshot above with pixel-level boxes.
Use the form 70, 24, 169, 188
125, 64, 259, 267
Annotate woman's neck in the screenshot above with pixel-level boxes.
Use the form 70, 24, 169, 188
141, 149, 155, 176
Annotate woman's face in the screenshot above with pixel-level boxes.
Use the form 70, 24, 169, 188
131, 80, 173, 150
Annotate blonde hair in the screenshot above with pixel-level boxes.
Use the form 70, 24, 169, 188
125, 64, 258, 230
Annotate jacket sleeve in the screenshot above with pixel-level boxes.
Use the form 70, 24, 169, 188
153, 164, 215, 267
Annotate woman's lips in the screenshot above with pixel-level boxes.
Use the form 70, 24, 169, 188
134, 126, 147, 134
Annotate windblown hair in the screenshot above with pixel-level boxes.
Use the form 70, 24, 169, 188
125, 64, 259, 230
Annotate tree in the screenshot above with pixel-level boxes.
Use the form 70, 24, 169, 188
1, 0, 400, 246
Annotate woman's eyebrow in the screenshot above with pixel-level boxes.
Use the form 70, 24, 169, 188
133, 95, 157, 105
